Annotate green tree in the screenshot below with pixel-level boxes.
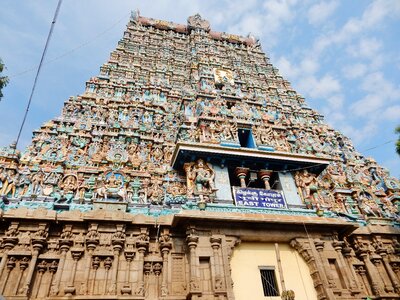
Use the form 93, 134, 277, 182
0, 58, 9, 100
396, 125, 400, 156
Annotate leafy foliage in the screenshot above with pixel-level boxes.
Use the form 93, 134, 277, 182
0, 58, 9, 100
396, 125, 400, 156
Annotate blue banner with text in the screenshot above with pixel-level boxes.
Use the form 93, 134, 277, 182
233, 187, 287, 209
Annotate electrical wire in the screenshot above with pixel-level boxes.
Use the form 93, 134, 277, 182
362, 139, 395, 152
13, 0, 63, 154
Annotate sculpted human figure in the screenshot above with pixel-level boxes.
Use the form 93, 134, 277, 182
30, 171, 44, 196
184, 159, 217, 200
294, 169, 318, 202
358, 193, 383, 218
0, 169, 18, 198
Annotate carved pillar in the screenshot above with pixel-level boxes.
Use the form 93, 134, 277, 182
15, 257, 29, 295
109, 227, 125, 295
64, 247, 84, 295
314, 239, 335, 289
225, 237, 240, 300
50, 226, 73, 296
34, 261, 47, 298
258, 170, 273, 190
291, 238, 334, 300
90, 256, 100, 295
356, 265, 372, 295
82, 230, 99, 295
0, 224, 19, 282
47, 261, 58, 297
135, 229, 149, 296
121, 249, 135, 295
210, 236, 225, 292
20, 236, 46, 295
160, 230, 172, 297
376, 246, 400, 293
0, 257, 16, 295
187, 228, 200, 296
354, 239, 382, 296
341, 242, 361, 291
103, 257, 113, 295
234, 167, 249, 188
332, 239, 357, 290
370, 253, 393, 293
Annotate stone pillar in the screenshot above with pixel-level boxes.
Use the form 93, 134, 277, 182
355, 246, 382, 296
332, 240, 357, 290
103, 257, 113, 295
210, 236, 225, 294
90, 256, 101, 295
34, 261, 47, 298
160, 231, 172, 297
382, 253, 400, 294
234, 167, 249, 188
47, 261, 58, 297
0, 257, 16, 295
341, 243, 360, 291
50, 239, 72, 295
121, 250, 135, 295
15, 257, 29, 295
135, 230, 149, 296
64, 247, 84, 296
258, 170, 273, 190
355, 265, 372, 295
0, 231, 18, 289
370, 254, 393, 293
109, 238, 124, 295
314, 239, 335, 289
291, 238, 334, 300
186, 229, 200, 296
81, 237, 98, 295
20, 237, 46, 295
376, 246, 400, 294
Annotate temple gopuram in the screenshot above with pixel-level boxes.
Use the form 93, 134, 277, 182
0, 12, 399, 300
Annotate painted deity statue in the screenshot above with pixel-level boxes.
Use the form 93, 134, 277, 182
184, 159, 217, 202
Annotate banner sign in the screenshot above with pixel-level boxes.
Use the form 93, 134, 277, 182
233, 187, 287, 209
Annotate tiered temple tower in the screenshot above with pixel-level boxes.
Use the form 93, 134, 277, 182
0, 12, 399, 300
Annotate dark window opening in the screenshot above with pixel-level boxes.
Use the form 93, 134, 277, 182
227, 101, 235, 109
238, 128, 256, 148
259, 268, 279, 297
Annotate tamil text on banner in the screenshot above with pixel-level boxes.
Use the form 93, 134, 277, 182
233, 187, 287, 209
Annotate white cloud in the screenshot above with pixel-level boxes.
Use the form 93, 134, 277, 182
308, 0, 339, 25
300, 57, 320, 74
342, 63, 367, 79
312, 0, 400, 55
275, 56, 299, 78
351, 72, 400, 116
326, 94, 344, 110
298, 74, 341, 98
382, 105, 400, 121
228, 13, 265, 36
346, 37, 382, 59
340, 122, 378, 145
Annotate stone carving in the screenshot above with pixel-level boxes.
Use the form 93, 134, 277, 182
0, 12, 397, 300
187, 14, 210, 32
184, 159, 217, 201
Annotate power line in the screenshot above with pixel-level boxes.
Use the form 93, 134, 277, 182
13, 0, 63, 153
8, 12, 129, 80
362, 139, 395, 152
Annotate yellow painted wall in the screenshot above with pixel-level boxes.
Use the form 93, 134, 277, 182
230, 242, 318, 300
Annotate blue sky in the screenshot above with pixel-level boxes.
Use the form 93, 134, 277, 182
0, 0, 399, 177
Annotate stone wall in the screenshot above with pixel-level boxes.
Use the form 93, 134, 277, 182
0, 207, 399, 300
